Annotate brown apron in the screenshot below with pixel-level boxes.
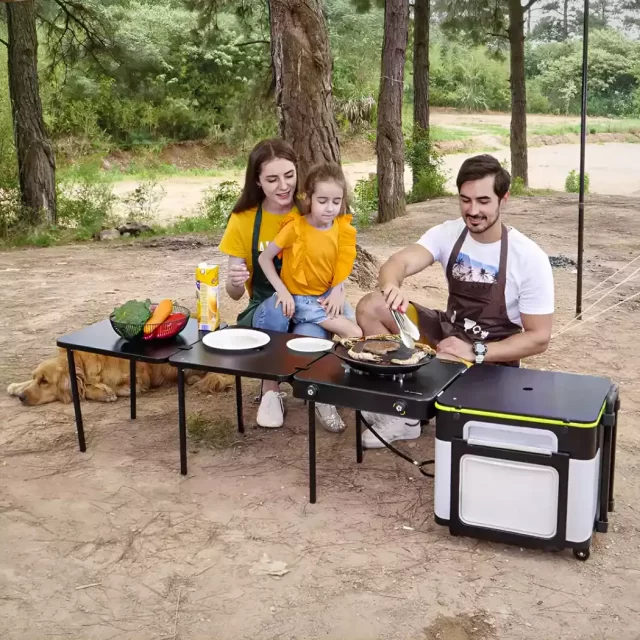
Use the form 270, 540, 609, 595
412, 224, 522, 367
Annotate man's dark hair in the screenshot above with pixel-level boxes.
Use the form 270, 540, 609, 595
456, 154, 511, 199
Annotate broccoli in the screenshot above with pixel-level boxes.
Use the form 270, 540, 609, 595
112, 299, 152, 325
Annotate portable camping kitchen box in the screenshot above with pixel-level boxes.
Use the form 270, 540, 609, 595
433, 364, 619, 560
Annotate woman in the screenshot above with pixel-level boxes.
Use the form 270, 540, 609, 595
219, 138, 353, 431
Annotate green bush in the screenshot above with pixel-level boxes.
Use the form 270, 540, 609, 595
510, 176, 526, 196
57, 181, 119, 238
197, 181, 242, 228
1, 180, 119, 245
120, 180, 165, 222
565, 170, 590, 194
406, 126, 449, 202
350, 174, 378, 227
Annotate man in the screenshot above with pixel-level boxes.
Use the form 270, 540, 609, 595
355, 154, 554, 448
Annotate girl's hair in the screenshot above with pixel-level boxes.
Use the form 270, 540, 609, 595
297, 162, 351, 216
232, 138, 299, 213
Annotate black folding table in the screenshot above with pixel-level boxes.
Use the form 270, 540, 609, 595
57, 318, 202, 452
291, 354, 468, 503
168, 329, 329, 476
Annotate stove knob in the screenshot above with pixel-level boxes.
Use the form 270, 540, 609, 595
306, 385, 318, 398
393, 400, 407, 416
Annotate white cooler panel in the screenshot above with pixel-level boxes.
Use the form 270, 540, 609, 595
566, 453, 600, 542
458, 455, 559, 538
463, 420, 558, 454
434, 439, 451, 520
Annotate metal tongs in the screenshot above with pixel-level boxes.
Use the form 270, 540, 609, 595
391, 309, 420, 350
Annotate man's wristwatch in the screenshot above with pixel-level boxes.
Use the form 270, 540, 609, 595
472, 341, 488, 364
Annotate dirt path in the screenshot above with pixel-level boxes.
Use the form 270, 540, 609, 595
113, 141, 640, 223
1, 194, 639, 639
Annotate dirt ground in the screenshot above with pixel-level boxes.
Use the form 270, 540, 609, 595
1, 193, 640, 640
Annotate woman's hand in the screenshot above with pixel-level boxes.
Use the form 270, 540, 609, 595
228, 262, 250, 288
275, 290, 295, 319
320, 287, 345, 319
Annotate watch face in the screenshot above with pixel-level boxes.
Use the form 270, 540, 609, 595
474, 342, 487, 355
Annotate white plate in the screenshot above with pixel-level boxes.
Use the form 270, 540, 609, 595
286, 337, 335, 353
202, 328, 270, 351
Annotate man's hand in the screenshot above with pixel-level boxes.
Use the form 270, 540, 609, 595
437, 336, 474, 362
377, 245, 435, 313
381, 284, 410, 313
320, 287, 345, 319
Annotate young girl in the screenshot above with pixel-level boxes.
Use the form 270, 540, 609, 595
258, 163, 363, 339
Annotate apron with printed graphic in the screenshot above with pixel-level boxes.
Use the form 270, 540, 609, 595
236, 203, 283, 327
412, 224, 522, 366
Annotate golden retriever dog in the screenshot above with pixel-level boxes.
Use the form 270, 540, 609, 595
7, 348, 233, 406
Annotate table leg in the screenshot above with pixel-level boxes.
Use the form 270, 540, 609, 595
309, 401, 316, 504
355, 410, 363, 463
235, 376, 244, 434
178, 368, 187, 476
66, 349, 86, 452
130, 359, 137, 420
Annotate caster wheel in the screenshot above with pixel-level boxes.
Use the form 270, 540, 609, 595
573, 549, 590, 561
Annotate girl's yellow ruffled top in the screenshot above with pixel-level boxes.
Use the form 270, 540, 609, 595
272, 211, 357, 296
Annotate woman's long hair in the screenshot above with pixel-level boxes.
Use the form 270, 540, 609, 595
232, 138, 299, 213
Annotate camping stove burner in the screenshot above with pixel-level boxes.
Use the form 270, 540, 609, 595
342, 363, 416, 383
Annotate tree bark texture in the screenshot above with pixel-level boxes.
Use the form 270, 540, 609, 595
507, 0, 528, 186
376, 0, 409, 223
269, 0, 340, 183
6, 0, 57, 225
413, 0, 430, 133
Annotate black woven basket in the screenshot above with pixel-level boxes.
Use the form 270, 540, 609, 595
109, 303, 191, 342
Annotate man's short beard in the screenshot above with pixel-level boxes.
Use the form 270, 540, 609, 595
467, 203, 502, 235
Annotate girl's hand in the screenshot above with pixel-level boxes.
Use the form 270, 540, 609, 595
228, 263, 250, 288
320, 288, 345, 319
275, 290, 295, 318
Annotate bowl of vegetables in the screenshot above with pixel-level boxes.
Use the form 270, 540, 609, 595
110, 298, 190, 342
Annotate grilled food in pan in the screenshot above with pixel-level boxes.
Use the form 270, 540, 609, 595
332, 334, 436, 375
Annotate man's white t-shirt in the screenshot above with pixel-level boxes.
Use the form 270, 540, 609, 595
417, 218, 554, 327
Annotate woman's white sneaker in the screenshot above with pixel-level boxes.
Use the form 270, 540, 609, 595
257, 391, 286, 428
361, 413, 421, 449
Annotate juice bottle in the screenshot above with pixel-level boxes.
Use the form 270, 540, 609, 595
195, 262, 220, 331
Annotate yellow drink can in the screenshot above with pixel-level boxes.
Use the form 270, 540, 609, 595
195, 262, 220, 331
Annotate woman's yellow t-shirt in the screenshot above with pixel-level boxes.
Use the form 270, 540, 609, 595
273, 216, 344, 296
218, 206, 295, 296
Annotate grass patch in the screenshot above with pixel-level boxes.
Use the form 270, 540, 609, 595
59, 158, 232, 184
429, 125, 482, 142
187, 411, 237, 449
530, 119, 640, 137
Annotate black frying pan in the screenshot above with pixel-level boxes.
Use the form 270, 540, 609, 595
332, 337, 434, 375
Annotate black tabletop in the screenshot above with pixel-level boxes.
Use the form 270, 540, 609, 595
292, 354, 467, 421
57, 318, 201, 363
435, 363, 613, 425
168, 328, 329, 381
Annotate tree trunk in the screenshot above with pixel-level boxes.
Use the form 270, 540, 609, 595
268, 0, 340, 183
6, 0, 57, 225
563, 0, 569, 40
413, 0, 430, 133
507, 0, 528, 187
351, 243, 380, 291
376, 0, 409, 223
